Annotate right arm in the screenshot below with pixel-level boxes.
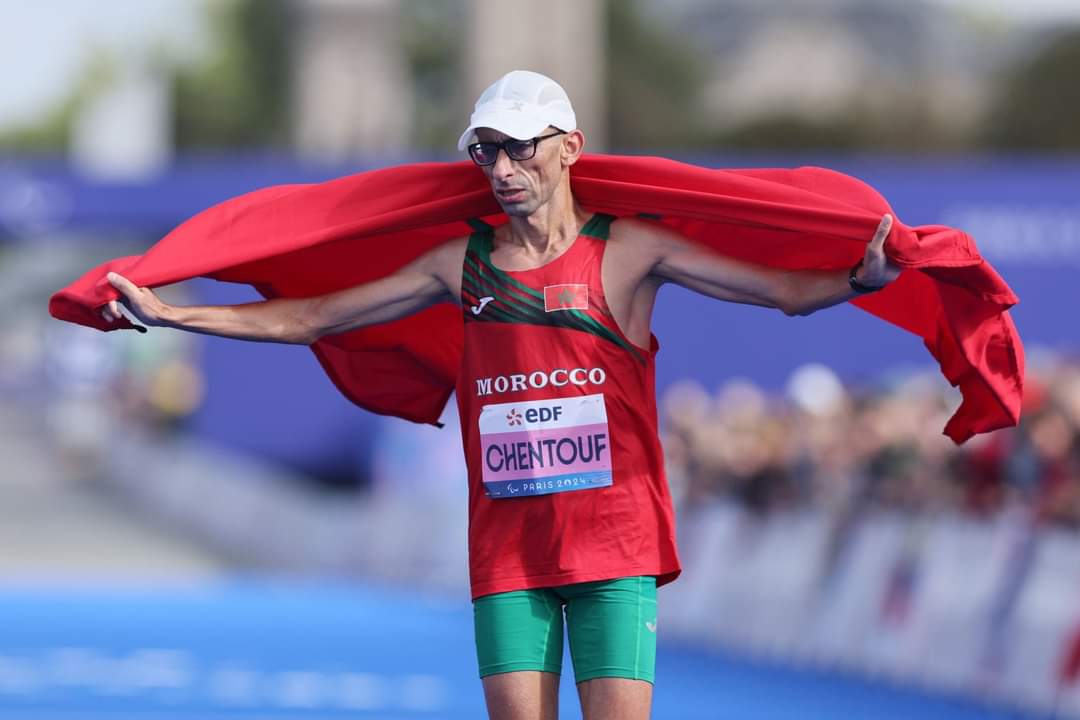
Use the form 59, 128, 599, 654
102, 238, 467, 345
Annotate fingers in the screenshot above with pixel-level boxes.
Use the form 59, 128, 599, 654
98, 300, 147, 331
99, 299, 123, 324
107, 271, 139, 298
869, 214, 892, 253
101, 272, 139, 325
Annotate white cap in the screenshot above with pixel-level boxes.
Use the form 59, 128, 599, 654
457, 70, 577, 151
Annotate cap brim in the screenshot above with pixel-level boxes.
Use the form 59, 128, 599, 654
456, 111, 552, 151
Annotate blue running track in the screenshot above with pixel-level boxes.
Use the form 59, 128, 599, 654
0, 581, 1040, 719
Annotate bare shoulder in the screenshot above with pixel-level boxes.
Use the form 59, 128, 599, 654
609, 215, 691, 280
608, 215, 687, 253
422, 234, 469, 300
415, 234, 467, 273
429, 233, 469, 259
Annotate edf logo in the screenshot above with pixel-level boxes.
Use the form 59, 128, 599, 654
524, 406, 563, 423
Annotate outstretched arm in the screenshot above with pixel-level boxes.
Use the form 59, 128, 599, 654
101, 239, 466, 344
646, 215, 900, 316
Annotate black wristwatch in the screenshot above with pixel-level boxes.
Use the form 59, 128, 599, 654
848, 260, 885, 294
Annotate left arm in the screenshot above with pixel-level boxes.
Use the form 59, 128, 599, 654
647, 214, 900, 316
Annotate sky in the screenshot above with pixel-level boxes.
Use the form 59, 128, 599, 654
0, 0, 203, 130
0, 0, 1078, 133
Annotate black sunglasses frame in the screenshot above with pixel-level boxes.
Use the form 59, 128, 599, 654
467, 131, 567, 166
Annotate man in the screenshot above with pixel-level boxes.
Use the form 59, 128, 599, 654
102, 70, 899, 720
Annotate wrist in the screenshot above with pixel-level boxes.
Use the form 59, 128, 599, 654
848, 260, 885, 294
158, 303, 182, 328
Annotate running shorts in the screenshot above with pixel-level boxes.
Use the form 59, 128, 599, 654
472, 576, 657, 683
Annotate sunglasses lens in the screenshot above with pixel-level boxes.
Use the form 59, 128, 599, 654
470, 143, 498, 165
505, 140, 535, 161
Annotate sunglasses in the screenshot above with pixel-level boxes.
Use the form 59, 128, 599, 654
467, 131, 566, 166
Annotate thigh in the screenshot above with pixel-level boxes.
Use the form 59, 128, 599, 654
562, 576, 657, 685
473, 588, 565, 678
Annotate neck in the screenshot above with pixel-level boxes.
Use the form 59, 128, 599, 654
506, 182, 588, 254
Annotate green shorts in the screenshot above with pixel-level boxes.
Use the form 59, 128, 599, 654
473, 576, 657, 684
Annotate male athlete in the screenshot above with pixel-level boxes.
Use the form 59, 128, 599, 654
101, 70, 899, 720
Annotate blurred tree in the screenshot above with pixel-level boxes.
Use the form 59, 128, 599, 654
984, 28, 1080, 150
714, 115, 866, 152
708, 105, 968, 153
0, 0, 292, 153
172, 0, 292, 149
400, 0, 465, 151
0, 56, 114, 153
605, 0, 709, 150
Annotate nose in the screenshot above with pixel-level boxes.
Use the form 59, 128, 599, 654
491, 148, 516, 181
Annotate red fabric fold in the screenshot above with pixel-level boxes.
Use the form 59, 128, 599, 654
48, 154, 1023, 443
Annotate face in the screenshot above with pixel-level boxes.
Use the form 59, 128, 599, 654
474, 126, 583, 217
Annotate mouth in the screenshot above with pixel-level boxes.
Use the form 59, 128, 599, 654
495, 188, 527, 203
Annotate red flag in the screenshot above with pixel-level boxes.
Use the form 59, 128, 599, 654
48, 155, 1023, 441
1061, 623, 1080, 685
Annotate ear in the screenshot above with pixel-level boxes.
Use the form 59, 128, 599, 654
561, 129, 585, 167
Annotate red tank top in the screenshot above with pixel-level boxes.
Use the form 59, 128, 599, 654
456, 213, 681, 599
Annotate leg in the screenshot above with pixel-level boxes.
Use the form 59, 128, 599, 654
563, 576, 658, 720
483, 670, 561, 720
474, 588, 565, 720
577, 677, 653, 720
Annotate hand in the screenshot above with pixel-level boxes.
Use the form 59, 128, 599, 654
857, 214, 902, 288
100, 272, 169, 331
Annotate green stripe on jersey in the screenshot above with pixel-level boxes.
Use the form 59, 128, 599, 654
461, 220, 644, 364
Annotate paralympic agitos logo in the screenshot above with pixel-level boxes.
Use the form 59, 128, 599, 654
475, 367, 607, 397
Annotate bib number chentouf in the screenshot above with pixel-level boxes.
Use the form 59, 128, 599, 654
478, 394, 613, 498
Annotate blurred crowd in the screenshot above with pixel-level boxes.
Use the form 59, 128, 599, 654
661, 357, 1080, 529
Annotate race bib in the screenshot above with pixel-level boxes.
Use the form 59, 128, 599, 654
478, 394, 613, 498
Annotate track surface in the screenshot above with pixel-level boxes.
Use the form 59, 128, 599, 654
0, 582, 1034, 719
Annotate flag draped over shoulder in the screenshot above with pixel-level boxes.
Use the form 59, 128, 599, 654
48, 154, 1024, 443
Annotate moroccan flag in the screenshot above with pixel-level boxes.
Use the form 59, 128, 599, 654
48, 155, 1024, 442
544, 284, 589, 312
